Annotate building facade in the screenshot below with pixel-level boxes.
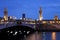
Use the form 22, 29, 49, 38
4, 8, 8, 21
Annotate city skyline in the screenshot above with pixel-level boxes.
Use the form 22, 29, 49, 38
0, 0, 60, 19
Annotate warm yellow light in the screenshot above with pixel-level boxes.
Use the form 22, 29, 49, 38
4, 16, 8, 20
1, 19, 4, 22
50, 21, 53, 24
10, 16, 12, 19
52, 32, 56, 40
39, 17, 43, 21
43, 21, 47, 24
59, 21, 60, 23
54, 15, 58, 20
56, 21, 59, 23
53, 21, 55, 23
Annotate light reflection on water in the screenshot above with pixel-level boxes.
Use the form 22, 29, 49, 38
24, 32, 60, 40
52, 32, 56, 40
44, 32, 60, 40
43, 32, 56, 40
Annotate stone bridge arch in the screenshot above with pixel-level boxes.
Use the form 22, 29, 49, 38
0, 25, 42, 40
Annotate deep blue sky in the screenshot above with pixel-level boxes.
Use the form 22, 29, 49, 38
0, 0, 60, 20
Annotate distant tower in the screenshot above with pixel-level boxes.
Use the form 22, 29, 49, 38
39, 7, 43, 21
54, 15, 58, 20
22, 13, 26, 20
4, 8, 8, 21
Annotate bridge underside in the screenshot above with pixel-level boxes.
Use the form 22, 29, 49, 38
0, 25, 36, 40
0, 24, 60, 40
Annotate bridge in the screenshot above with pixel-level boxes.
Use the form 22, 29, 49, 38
16, 19, 60, 29
0, 25, 42, 40
0, 24, 58, 40
0, 19, 60, 40
0, 19, 60, 30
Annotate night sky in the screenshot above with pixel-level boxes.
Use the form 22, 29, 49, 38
0, 0, 60, 20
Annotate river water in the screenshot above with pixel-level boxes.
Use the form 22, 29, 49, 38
24, 32, 60, 40
44, 32, 60, 40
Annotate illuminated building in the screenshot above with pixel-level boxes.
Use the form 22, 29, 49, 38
54, 15, 58, 20
42, 15, 59, 24
22, 13, 26, 20
38, 7, 60, 24
4, 8, 8, 21
8, 16, 13, 21
39, 7, 43, 21
2, 7, 60, 25
8, 16, 12, 19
